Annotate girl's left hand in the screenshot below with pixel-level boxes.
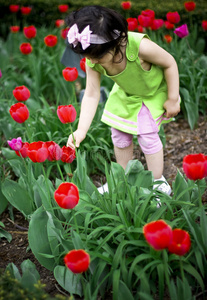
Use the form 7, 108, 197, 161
163, 97, 180, 118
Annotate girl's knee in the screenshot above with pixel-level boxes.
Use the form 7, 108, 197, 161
111, 127, 133, 148
138, 132, 163, 155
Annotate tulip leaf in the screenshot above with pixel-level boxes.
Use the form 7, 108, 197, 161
5, 263, 21, 281
182, 264, 204, 290
125, 160, 153, 188
2, 178, 34, 216
180, 87, 198, 130
117, 280, 134, 300
54, 265, 82, 297
20, 260, 40, 290
0, 226, 12, 242
200, 207, 207, 250
0, 184, 8, 214
28, 206, 56, 271
172, 170, 190, 203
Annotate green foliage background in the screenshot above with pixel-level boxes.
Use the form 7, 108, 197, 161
1, 0, 207, 38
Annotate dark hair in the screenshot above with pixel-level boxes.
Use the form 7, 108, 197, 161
65, 5, 128, 61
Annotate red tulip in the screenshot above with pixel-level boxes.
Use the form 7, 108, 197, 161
127, 18, 138, 31
80, 57, 86, 72
174, 24, 189, 38
202, 20, 207, 31
184, 1, 196, 12
27, 141, 49, 163
44, 35, 58, 47
15, 142, 29, 158
45, 141, 62, 161
57, 104, 77, 123
138, 10, 155, 28
19, 43, 33, 55
64, 249, 90, 273
183, 153, 207, 181
166, 12, 180, 24
62, 67, 78, 81
61, 28, 69, 39
58, 4, 69, 13
151, 19, 164, 30
10, 26, 20, 33
13, 86, 30, 102
54, 182, 79, 209
55, 19, 65, 27
137, 25, 144, 33
121, 1, 131, 10
9, 5, 19, 13
23, 25, 37, 39
61, 146, 76, 163
164, 21, 175, 30
9, 103, 29, 123
164, 34, 173, 43
142, 9, 155, 19
143, 220, 173, 250
21, 6, 32, 15
168, 229, 191, 256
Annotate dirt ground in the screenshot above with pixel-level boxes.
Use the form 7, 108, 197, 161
0, 116, 207, 298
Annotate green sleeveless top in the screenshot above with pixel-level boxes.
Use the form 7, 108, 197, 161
86, 32, 171, 134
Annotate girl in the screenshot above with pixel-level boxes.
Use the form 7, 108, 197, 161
65, 5, 180, 194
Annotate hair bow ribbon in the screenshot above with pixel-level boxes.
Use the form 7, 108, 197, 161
68, 24, 92, 50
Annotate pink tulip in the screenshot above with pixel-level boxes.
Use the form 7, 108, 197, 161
174, 24, 189, 38
7, 137, 22, 151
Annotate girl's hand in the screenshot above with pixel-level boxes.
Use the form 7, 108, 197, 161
67, 129, 86, 149
163, 98, 180, 118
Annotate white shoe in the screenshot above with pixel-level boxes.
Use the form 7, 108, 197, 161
97, 182, 109, 194
153, 176, 172, 196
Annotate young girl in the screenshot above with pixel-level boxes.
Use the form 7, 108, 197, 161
65, 5, 180, 194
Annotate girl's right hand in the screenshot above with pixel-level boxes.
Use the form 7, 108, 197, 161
66, 129, 86, 149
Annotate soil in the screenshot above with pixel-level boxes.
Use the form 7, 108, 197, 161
0, 116, 207, 298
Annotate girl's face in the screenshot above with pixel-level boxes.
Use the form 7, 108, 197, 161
85, 50, 115, 65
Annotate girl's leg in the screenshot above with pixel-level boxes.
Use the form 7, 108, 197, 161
145, 148, 163, 179
114, 143, 134, 170
111, 127, 133, 170
138, 132, 164, 179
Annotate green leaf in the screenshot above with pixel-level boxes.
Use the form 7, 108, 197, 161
183, 264, 204, 290
180, 87, 198, 129
0, 184, 8, 214
0, 227, 12, 242
200, 206, 207, 251
5, 263, 21, 281
172, 170, 190, 203
117, 280, 134, 300
54, 265, 82, 297
2, 178, 34, 216
20, 260, 40, 290
112, 269, 120, 300
28, 206, 56, 271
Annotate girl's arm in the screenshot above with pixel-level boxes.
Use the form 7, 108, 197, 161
139, 38, 180, 118
67, 64, 101, 148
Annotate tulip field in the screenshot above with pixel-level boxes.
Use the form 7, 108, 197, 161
0, 2, 207, 300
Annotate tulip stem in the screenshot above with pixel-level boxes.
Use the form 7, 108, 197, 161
72, 210, 79, 234
197, 180, 203, 207
23, 121, 32, 143
179, 257, 185, 282
56, 162, 64, 182
41, 163, 51, 203
69, 123, 76, 151
163, 250, 171, 293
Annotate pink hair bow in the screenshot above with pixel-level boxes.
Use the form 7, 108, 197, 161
68, 24, 92, 50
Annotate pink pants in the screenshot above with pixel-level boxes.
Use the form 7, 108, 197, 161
111, 104, 163, 155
